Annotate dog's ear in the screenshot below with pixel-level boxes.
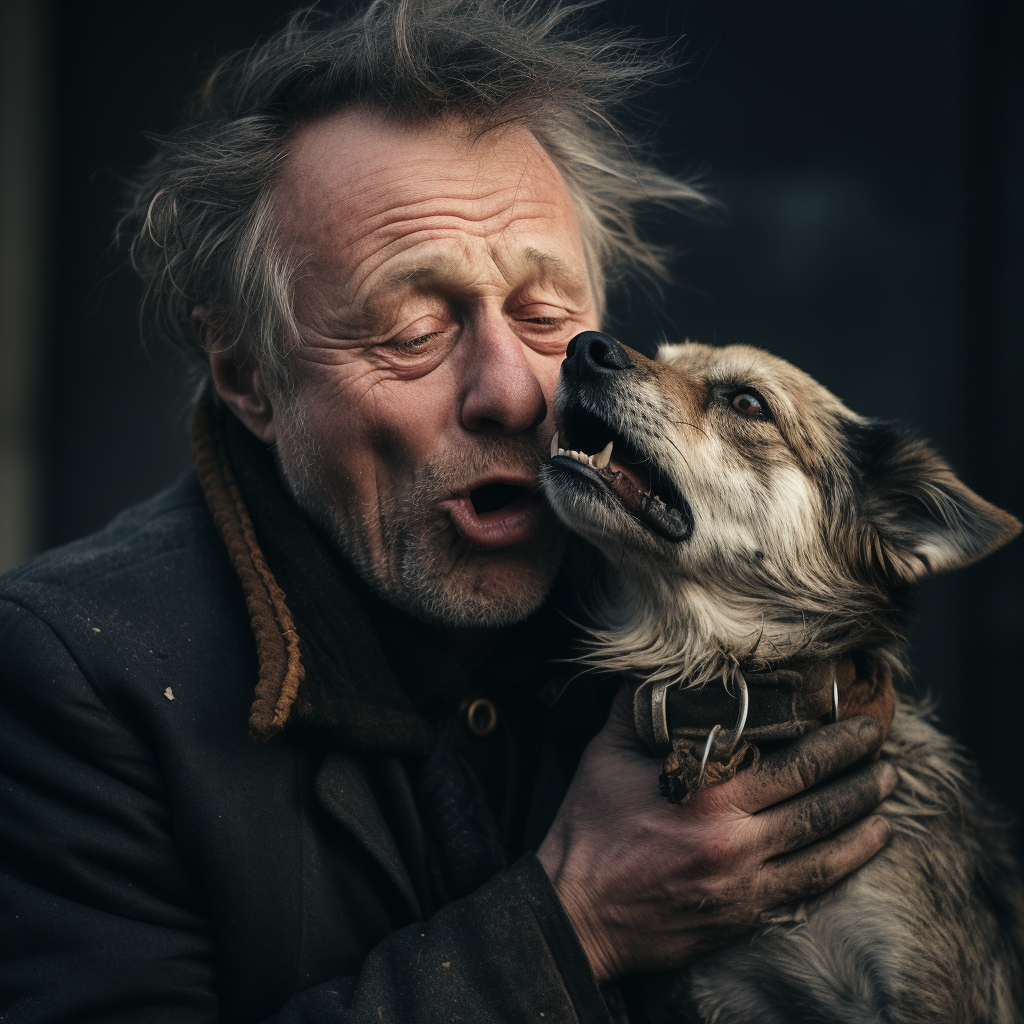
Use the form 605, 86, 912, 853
849, 421, 1021, 583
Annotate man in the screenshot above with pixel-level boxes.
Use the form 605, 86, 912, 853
0, 2, 895, 1021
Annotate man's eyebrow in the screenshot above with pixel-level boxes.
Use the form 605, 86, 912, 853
351, 261, 454, 328
354, 247, 587, 324
517, 246, 586, 287
356, 259, 454, 310
374, 248, 583, 292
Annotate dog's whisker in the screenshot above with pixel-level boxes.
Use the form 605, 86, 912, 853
664, 436, 695, 475
670, 418, 711, 441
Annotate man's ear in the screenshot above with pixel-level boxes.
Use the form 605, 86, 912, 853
850, 420, 1021, 583
193, 306, 277, 444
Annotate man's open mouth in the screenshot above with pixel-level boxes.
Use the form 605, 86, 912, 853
445, 477, 548, 549
468, 482, 530, 515
548, 404, 692, 543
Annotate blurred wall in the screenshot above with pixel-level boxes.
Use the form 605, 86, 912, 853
0, 0, 48, 571
2, 0, 1021, 829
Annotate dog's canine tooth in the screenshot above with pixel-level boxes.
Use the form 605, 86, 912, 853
550, 431, 559, 458
593, 441, 613, 469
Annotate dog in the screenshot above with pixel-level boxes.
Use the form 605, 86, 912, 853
541, 331, 1024, 1024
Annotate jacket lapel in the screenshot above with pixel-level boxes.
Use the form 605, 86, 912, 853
314, 750, 423, 921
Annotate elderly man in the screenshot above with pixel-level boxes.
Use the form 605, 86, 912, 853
0, 2, 895, 1022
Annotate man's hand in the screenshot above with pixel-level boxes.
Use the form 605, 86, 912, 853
537, 688, 897, 983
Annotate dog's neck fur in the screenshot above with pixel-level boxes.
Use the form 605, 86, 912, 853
579, 564, 906, 689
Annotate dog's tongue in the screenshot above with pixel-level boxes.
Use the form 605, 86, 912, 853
602, 466, 646, 509
600, 467, 691, 542
607, 457, 645, 494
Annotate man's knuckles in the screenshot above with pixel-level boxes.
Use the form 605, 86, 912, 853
787, 717, 884, 780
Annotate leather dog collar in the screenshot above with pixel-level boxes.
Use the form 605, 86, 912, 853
634, 656, 895, 803
633, 655, 896, 758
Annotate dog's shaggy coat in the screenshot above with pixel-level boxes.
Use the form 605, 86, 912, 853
542, 335, 1024, 1023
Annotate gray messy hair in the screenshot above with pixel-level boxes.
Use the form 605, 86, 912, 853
124, 0, 706, 394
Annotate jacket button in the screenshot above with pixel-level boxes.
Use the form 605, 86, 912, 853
464, 697, 498, 738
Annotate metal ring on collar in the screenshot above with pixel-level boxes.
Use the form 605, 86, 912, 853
697, 725, 722, 788
650, 679, 672, 750
696, 676, 750, 789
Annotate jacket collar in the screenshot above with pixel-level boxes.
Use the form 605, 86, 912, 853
191, 397, 599, 755
192, 397, 435, 754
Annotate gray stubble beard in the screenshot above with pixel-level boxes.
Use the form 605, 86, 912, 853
273, 399, 566, 628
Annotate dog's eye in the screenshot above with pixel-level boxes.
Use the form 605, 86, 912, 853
731, 391, 768, 418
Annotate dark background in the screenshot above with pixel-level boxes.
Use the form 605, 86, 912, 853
16, 1, 1024, 831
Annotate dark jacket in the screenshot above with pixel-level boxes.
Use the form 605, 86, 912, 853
0, 412, 618, 1024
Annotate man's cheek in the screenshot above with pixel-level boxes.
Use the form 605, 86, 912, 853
367, 426, 419, 491
367, 387, 451, 472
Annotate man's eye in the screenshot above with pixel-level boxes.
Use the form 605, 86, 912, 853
389, 328, 449, 356
517, 315, 568, 330
397, 333, 437, 350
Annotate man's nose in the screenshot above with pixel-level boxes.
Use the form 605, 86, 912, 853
460, 322, 548, 435
562, 331, 633, 381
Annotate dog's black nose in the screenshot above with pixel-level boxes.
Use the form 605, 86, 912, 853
563, 331, 633, 380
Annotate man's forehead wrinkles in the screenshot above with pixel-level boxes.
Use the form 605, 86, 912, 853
350, 239, 585, 309
356, 194, 566, 242
333, 217, 574, 297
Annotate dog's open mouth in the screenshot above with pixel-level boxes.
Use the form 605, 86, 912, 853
549, 404, 692, 542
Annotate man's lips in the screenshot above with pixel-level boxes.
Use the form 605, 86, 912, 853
440, 475, 549, 548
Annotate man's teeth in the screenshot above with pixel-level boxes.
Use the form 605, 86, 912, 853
551, 432, 615, 470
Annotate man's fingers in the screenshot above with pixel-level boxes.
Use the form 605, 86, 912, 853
762, 814, 892, 907
757, 760, 898, 858
730, 716, 885, 813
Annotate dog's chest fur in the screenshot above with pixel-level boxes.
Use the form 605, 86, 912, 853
634, 705, 1024, 1024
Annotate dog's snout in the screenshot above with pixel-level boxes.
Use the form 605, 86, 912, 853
564, 331, 633, 380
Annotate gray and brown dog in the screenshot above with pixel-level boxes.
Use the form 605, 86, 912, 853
543, 332, 1024, 1023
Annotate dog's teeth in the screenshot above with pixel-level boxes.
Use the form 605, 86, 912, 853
592, 441, 613, 469
550, 431, 559, 458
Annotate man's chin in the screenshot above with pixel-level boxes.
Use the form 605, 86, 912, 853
391, 524, 568, 629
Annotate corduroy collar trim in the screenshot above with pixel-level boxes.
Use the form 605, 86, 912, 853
190, 397, 436, 753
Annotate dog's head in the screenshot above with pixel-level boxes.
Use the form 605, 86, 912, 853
542, 333, 1021, 674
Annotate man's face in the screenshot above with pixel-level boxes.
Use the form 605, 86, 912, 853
262, 109, 598, 626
